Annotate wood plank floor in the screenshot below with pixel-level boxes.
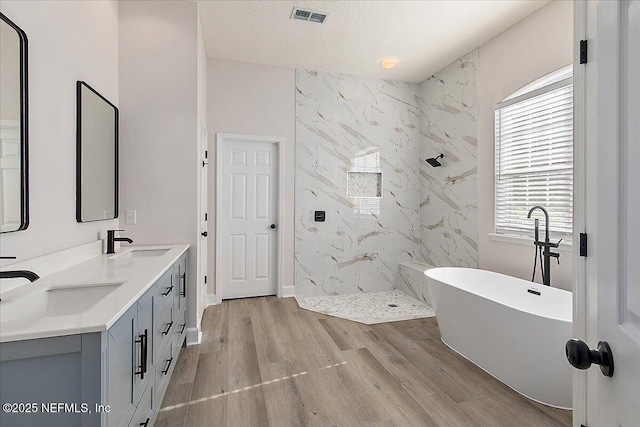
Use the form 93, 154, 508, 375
156, 296, 572, 427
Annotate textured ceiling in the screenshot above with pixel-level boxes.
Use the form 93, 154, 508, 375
197, 0, 550, 83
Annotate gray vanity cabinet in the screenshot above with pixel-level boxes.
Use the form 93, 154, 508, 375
0, 253, 188, 427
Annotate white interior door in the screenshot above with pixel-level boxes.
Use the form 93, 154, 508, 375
580, 0, 640, 424
218, 135, 278, 299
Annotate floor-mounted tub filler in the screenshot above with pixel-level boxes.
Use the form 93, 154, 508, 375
425, 267, 573, 409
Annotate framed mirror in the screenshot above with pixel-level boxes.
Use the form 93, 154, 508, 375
76, 81, 118, 222
0, 12, 29, 233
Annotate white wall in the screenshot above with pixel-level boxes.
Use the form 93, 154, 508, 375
0, 1, 119, 261
207, 59, 295, 298
477, 0, 574, 290
118, 1, 200, 336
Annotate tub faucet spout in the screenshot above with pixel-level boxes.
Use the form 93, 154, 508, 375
527, 206, 560, 286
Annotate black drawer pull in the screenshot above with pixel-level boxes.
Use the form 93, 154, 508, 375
178, 323, 186, 334
162, 357, 173, 375
134, 329, 148, 380
180, 272, 186, 297
161, 285, 173, 297
140, 418, 150, 427
162, 321, 174, 335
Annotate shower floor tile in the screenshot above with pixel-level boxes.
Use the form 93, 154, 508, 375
295, 290, 435, 324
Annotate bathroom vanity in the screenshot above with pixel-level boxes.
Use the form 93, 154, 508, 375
0, 244, 189, 427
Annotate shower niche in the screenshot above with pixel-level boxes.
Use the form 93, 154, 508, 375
347, 171, 382, 198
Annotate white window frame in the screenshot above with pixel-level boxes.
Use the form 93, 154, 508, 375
493, 65, 574, 242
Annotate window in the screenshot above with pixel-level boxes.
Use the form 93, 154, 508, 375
494, 65, 573, 238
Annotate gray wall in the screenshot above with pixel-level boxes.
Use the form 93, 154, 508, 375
207, 58, 296, 299
0, 1, 119, 261
118, 1, 200, 335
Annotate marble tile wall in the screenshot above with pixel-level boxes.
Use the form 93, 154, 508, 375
417, 50, 479, 268
295, 70, 421, 297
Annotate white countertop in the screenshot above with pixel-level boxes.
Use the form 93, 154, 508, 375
0, 244, 189, 343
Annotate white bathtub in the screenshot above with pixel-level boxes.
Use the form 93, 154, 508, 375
425, 267, 573, 409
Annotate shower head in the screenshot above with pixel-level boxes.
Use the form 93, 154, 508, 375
426, 154, 444, 167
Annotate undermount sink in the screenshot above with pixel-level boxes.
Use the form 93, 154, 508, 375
109, 248, 170, 259
0, 282, 122, 322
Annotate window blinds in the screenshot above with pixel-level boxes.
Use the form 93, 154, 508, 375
495, 81, 573, 238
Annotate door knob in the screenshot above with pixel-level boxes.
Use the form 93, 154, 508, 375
270, 224, 277, 229
201, 231, 208, 237
565, 339, 614, 377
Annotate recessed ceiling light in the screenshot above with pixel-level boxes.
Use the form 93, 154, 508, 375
381, 58, 397, 69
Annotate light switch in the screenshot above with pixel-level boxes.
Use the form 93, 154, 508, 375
125, 210, 137, 225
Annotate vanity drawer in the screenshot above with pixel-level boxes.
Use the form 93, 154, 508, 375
154, 340, 174, 407
173, 308, 187, 352
153, 305, 173, 357
129, 381, 154, 427
153, 270, 174, 317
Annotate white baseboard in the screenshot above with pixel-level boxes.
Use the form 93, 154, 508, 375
280, 285, 295, 298
207, 293, 218, 306
186, 327, 202, 346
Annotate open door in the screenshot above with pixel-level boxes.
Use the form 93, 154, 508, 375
571, 1, 640, 425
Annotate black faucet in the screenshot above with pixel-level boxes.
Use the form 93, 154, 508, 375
106, 229, 134, 254
527, 206, 561, 286
0, 256, 40, 283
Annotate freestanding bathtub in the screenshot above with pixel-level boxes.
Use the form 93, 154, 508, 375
425, 267, 573, 409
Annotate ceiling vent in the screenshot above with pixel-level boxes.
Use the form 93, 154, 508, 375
291, 7, 328, 24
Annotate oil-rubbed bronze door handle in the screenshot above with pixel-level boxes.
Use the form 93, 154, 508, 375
566, 339, 614, 377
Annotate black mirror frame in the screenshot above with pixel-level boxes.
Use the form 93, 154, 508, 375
0, 12, 29, 233
75, 81, 119, 223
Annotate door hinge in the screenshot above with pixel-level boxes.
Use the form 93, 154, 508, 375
579, 233, 588, 257
205, 150, 208, 159
205, 212, 208, 221
204, 275, 207, 284
580, 40, 588, 64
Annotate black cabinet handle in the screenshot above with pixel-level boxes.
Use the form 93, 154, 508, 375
162, 321, 174, 336
161, 285, 173, 296
140, 418, 150, 427
179, 323, 186, 334
134, 329, 148, 380
162, 357, 173, 375
180, 273, 186, 297
201, 231, 208, 237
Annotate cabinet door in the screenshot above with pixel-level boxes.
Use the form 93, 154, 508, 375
134, 287, 154, 405
106, 306, 136, 427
